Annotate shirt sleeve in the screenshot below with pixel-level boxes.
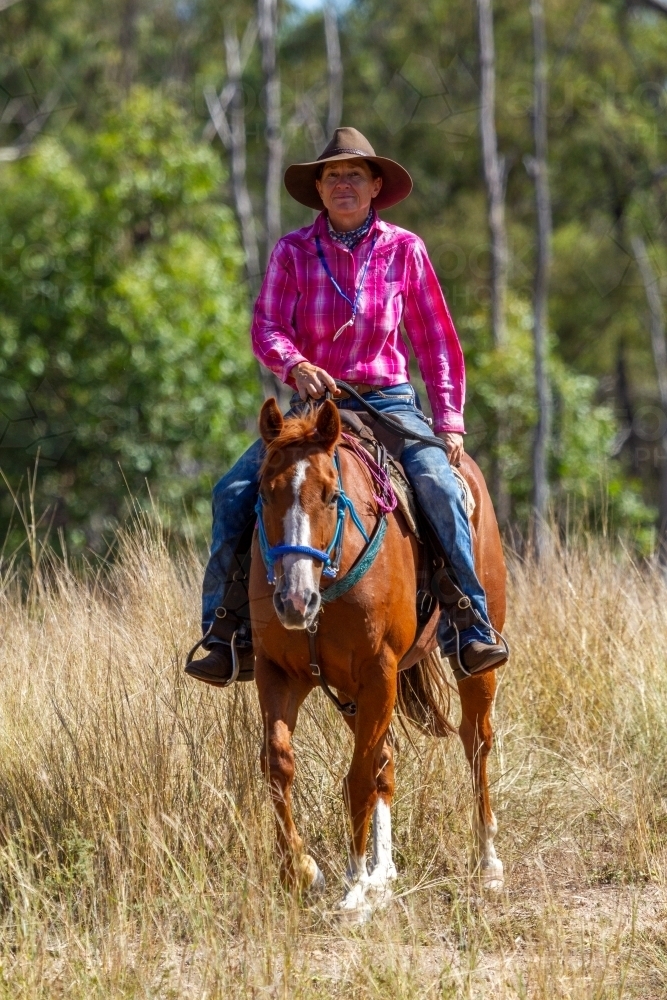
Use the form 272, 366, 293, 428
402, 238, 466, 434
250, 240, 307, 383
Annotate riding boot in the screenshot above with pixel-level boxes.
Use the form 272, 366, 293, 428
185, 518, 256, 687
420, 519, 508, 682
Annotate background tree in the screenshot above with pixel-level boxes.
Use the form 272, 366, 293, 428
476, 0, 511, 526
0, 88, 258, 550
0, 0, 665, 556
528, 0, 553, 557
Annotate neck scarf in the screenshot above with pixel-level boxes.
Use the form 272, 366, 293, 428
326, 209, 374, 251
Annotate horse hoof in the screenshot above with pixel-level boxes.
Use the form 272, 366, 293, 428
366, 863, 397, 908
336, 879, 373, 924
297, 855, 326, 900
341, 905, 372, 925
480, 858, 504, 893
304, 865, 326, 902
336, 900, 373, 925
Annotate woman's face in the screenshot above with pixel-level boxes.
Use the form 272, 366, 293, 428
315, 158, 382, 220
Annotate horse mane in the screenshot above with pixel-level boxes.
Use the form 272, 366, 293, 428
261, 408, 338, 476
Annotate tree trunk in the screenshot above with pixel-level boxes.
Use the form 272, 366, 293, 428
119, 0, 138, 91
476, 0, 508, 349
222, 24, 262, 296
529, 0, 553, 559
258, 0, 282, 260
202, 20, 257, 145
631, 235, 667, 564
221, 24, 280, 402
324, 2, 343, 137
476, 0, 510, 527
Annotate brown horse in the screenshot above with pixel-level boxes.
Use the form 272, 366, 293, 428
249, 397, 506, 920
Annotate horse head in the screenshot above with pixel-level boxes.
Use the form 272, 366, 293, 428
258, 398, 341, 630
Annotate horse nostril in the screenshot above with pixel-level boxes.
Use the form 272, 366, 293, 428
306, 591, 320, 615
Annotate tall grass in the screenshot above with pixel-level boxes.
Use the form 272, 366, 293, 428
0, 515, 665, 997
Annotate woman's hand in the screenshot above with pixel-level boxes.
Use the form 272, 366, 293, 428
290, 361, 339, 401
437, 431, 464, 466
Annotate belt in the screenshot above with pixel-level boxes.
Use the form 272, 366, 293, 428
334, 382, 386, 400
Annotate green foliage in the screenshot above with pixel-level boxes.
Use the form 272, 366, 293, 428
463, 296, 655, 537
2, 0, 667, 546
0, 87, 259, 549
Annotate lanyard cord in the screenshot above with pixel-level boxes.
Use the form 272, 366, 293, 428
315, 232, 378, 339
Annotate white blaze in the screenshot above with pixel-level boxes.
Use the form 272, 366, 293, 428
282, 459, 316, 615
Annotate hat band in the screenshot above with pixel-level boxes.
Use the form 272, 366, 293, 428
317, 146, 371, 160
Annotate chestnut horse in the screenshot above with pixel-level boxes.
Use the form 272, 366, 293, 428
249, 397, 506, 920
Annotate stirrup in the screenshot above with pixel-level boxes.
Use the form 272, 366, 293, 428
185, 621, 242, 688
449, 619, 510, 682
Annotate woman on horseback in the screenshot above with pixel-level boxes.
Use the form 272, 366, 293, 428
187, 126, 507, 686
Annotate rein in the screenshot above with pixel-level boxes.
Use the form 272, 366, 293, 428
331, 380, 452, 453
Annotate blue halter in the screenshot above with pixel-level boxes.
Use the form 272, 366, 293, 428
255, 450, 370, 586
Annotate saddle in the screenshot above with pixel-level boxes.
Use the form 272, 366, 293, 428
202, 409, 480, 680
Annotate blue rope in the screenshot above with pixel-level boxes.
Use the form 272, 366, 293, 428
268, 543, 330, 564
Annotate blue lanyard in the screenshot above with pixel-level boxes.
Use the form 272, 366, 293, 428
315, 232, 378, 334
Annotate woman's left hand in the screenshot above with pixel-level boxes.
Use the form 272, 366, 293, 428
437, 431, 464, 466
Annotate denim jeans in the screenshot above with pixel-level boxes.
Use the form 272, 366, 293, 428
202, 383, 493, 654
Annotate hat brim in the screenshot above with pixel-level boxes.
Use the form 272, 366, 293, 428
284, 152, 413, 211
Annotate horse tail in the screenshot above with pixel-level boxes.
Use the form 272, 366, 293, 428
395, 651, 457, 738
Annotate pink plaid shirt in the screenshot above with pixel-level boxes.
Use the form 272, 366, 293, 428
251, 211, 466, 433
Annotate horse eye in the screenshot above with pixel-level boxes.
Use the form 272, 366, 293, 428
259, 489, 268, 504
328, 491, 339, 507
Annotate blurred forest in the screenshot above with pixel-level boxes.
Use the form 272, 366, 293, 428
0, 0, 666, 554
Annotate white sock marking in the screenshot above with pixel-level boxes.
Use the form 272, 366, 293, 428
474, 810, 504, 888
369, 798, 397, 889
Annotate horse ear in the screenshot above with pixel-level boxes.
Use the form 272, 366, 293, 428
259, 398, 284, 442
316, 399, 341, 451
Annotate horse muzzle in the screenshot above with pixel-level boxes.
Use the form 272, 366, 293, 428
273, 586, 321, 630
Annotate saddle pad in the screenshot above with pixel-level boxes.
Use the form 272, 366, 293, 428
388, 463, 420, 537
451, 465, 476, 518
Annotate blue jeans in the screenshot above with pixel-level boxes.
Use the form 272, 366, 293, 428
202, 384, 493, 654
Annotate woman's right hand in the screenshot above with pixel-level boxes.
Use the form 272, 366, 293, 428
290, 361, 339, 401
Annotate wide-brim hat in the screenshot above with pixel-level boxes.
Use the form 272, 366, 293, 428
284, 127, 413, 211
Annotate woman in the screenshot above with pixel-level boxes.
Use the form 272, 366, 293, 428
187, 127, 507, 685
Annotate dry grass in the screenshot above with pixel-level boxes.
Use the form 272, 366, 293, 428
0, 515, 666, 998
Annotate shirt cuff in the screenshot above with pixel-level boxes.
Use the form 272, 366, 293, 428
276, 352, 308, 384
433, 413, 465, 434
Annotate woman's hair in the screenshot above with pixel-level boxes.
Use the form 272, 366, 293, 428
315, 159, 382, 181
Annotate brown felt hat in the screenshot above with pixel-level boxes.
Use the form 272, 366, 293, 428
284, 126, 413, 211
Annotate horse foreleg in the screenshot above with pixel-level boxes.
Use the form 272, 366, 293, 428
338, 672, 396, 920
457, 669, 504, 891
255, 654, 324, 897
341, 713, 397, 900
367, 737, 397, 897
